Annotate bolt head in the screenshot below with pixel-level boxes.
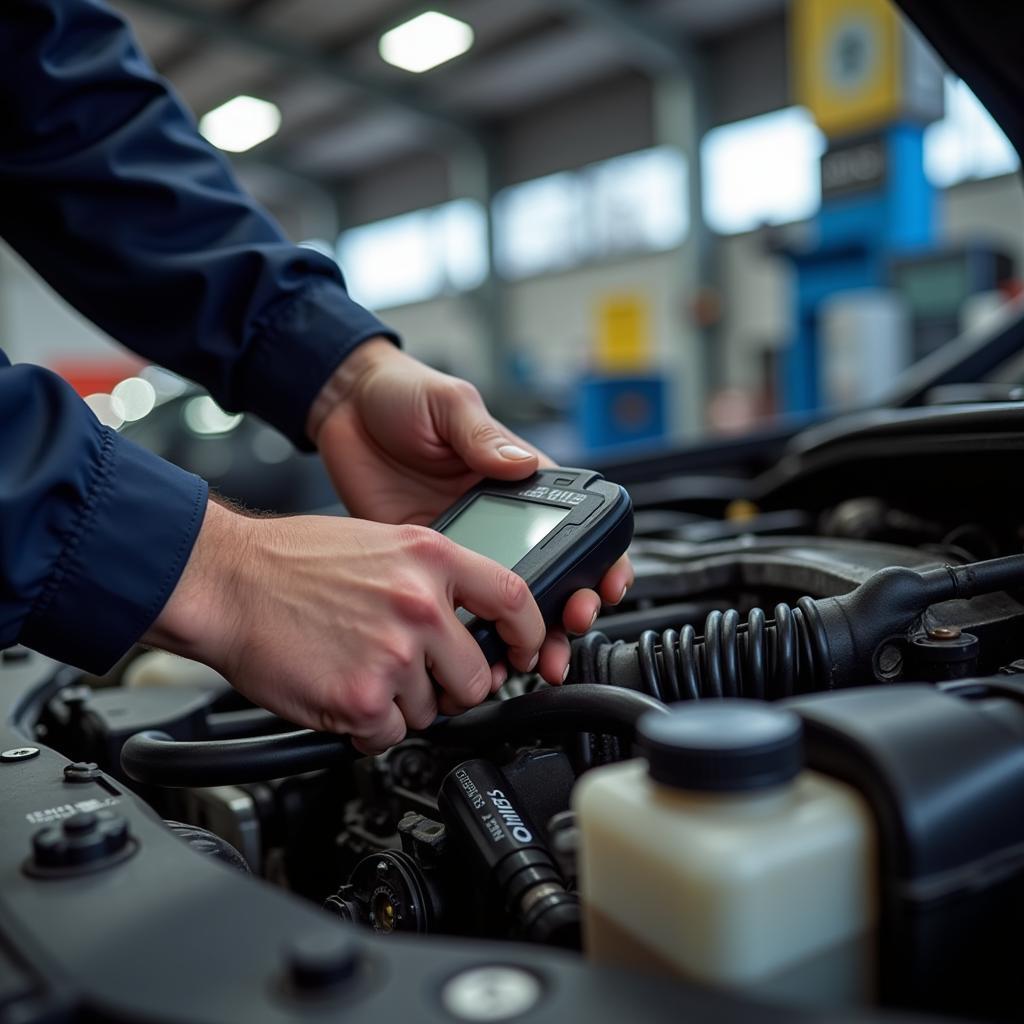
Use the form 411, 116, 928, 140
29, 811, 132, 874
926, 625, 962, 642
442, 966, 543, 1021
287, 931, 361, 991
876, 643, 904, 679
59, 685, 92, 708
1, 747, 40, 763
63, 761, 101, 783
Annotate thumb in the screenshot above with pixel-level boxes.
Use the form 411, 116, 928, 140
440, 385, 541, 479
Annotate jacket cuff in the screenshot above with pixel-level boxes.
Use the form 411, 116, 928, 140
20, 432, 208, 674
240, 281, 400, 451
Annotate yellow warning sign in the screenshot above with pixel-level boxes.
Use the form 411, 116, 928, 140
596, 293, 652, 373
792, 0, 902, 138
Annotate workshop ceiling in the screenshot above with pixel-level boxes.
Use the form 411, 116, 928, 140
111, 0, 786, 183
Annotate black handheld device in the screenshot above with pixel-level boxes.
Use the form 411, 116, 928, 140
430, 467, 633, 663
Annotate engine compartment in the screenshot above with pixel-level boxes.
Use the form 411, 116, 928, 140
4, 402, 1024, 1023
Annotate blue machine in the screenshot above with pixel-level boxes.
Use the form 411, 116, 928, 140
576, 375, 668, 453
781, 123, 937, 412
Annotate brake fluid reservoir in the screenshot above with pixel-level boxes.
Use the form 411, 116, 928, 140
574, 701, 877, 1007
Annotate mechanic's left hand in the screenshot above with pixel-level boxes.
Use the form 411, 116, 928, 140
307, 338, 634, 687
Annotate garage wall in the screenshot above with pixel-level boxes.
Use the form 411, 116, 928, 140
379, 248, 700, 436
499, 72, 655, 188
376, 293, 488, 383
941, 172, 1024, 262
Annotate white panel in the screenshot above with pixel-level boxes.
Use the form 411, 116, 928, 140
336, 200, 487, 310
494, 173, 589, 280
702, 107, 825, 235
588, 147, 689, 256
494, 147, 688, 280
0, 246, 120, 367
924, 77, 1020, 189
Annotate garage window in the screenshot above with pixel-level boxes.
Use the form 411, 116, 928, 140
701, 106, 826, 236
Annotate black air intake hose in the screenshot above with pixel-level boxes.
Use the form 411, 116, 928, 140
572, 554, 1024, 703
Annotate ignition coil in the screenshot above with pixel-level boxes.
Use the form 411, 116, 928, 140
437, 759, 580, 948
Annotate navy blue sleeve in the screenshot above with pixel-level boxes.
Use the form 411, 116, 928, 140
0, 350, 208, 672
0, 0, 400, 667
0, 0, 398, 450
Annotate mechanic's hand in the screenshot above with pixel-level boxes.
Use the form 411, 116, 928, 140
144, 500, 549, 754
307, 338, 634, 678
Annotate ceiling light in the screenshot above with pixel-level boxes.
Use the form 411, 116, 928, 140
199, 95, 281, 153
84, 393, 125, 430
112, 377, 157, 422
184, 396, 243, 436
379, 12, 474, 73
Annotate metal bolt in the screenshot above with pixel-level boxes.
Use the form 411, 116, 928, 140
29, 811, 132, 873
441, 966, 543, 1021
876, 644, 904, 679
926, 625, 962, 642
1, 747, 40, 763
376, 860, 389, 878
59, 685, 92, 710
287, 931, 361, 991
63, 761, 101, 783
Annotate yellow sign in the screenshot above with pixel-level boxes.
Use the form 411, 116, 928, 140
792, 0, 902, 138
596, 294, 651, 373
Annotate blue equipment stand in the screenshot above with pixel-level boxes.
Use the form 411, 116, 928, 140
782, 122, 936, 413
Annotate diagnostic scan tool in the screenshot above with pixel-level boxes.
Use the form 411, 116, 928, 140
432, 467, 633, 663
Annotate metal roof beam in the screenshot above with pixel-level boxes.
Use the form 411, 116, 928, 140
547, 0, 693, 73
119, 0, 477, 139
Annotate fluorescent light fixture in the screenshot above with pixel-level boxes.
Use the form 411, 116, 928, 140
199, 95, 281, 153
379, 12, 474, 73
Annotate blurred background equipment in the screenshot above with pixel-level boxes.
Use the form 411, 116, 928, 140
0, 0, 1022, 484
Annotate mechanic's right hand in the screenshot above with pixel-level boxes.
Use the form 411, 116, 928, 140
143, 499, 548, 754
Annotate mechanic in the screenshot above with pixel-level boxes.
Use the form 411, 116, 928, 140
0, 0, 632, 755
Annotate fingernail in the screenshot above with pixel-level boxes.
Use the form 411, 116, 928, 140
617, 584, 627, 603
589, 607, 599, 629
528, 652, 539, 672
561, 663, 570, 683
498, 444, 533, 460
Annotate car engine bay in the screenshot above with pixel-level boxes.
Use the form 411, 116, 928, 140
2, 399, 1024, 1023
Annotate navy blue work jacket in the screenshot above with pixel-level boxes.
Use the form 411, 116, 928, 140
0, 0, 397, 672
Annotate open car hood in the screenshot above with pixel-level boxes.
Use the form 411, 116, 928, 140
897, 0, 1024, 165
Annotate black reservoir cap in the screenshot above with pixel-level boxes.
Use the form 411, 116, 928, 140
638, 701, 803, 792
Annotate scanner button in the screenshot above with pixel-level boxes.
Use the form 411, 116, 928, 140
551, 524, 576, 544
